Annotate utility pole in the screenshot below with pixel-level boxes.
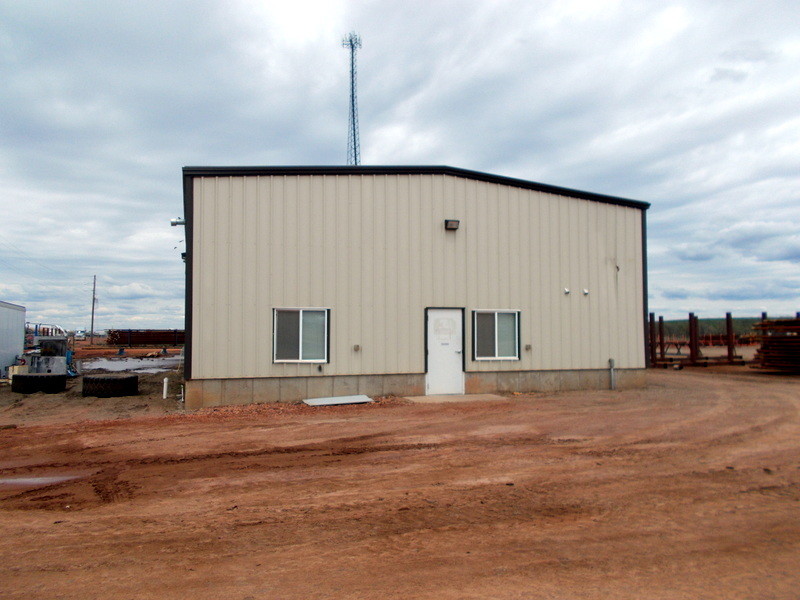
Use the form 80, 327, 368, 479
342, 32, 362, 165
90, 275, 97, 345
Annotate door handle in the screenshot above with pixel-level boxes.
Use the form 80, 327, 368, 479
455, 350, 462, 354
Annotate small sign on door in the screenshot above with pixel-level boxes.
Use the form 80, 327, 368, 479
434, 318, 455, 343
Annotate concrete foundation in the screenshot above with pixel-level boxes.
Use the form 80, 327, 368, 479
469, 368, 647, 395
184, 368, 646, 410
185, 373, 425, 409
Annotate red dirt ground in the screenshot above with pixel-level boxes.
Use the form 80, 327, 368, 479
0, 367, 798, 599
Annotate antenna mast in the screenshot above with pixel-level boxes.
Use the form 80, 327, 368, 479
342, 32, 362, 165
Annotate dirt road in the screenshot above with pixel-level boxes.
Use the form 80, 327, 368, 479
1, 368, 798, 599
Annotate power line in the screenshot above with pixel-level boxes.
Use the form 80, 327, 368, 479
0, 255, 57, 283
0, 235, 61, 275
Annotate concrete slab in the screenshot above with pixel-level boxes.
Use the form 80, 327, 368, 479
465, 372, 498, 394
404, 393, 507, 404
222, 378, 254, 405
192, 379, 223, 409
280, 378, 308, 403
303, 395, 373, 406
306, 376, 334, 400
252, 378, 280, 403
332, 376, 359, 397
357, 375, 384, 397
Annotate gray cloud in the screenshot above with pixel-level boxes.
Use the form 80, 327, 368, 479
662, 289, 693, 300
720, 40, 777, 63
710, 282, 800, 302
710, 68, 748, 83
1, 0, 799, 328
674, 244, 716, 262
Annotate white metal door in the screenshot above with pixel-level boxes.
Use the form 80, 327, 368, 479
426, 308, 465, 395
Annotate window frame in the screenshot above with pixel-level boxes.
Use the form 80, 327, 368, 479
472, 310, 521, 361
272, 307, 330, 363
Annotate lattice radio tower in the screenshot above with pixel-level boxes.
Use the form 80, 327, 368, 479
342, 32, 362, 165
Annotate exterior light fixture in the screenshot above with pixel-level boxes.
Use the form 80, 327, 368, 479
564, 288, 570, 295
444, 219, 460, 231
583, 289, 589, 295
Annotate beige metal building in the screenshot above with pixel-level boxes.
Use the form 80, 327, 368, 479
182, 166, 649, 408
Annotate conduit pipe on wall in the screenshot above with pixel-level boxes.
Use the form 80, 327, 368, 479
608, 358, 616, 390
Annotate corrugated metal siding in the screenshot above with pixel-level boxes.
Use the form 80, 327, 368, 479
1, 301, 26, 378
191, 174, 645, 379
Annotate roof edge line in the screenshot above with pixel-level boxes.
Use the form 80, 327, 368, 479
182, 165, 650, 210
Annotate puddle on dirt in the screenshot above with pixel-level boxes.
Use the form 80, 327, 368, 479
82, 356, 182, 374
0, 474, 85, 489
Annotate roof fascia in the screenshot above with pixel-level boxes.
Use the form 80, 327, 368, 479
182, 165, 650, 210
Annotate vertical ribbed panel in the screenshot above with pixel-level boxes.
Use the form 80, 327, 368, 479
191, 174, 645, 379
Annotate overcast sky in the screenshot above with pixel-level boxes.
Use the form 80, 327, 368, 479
1, 0, 798, 330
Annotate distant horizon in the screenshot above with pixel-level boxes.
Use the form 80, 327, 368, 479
21, 313, 799, 336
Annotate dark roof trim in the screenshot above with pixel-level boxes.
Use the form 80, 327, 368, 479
0, 300, 25, 311
182, 165, 650, 210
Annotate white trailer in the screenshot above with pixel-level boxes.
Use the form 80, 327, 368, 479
0, 301, 26, 378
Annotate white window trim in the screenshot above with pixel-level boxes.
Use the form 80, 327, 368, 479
473, 309, 520, 361
273, 307, 329, 363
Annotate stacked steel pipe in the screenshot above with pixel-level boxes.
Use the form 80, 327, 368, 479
753, 319, 800, 372
106, 329, 185, 347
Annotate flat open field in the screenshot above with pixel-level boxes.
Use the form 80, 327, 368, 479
1, 368, 799, 599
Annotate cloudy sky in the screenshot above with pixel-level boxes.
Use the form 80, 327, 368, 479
1, 0, 798, 330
